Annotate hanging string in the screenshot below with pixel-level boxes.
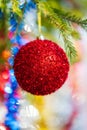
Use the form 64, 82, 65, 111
37, 4, 42, 37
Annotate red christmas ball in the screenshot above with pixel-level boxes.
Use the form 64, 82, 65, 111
13, 39, 69, 95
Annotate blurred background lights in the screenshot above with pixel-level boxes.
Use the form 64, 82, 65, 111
29, 105, 39, 118
4, 85, 12, 94
0, 125, 6, 130
24, 24, 31, 32
2, 71, 9, 80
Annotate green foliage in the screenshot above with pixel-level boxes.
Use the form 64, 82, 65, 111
11, 0, 22, 17
36, 0, 87, 64
63, 38, 77, 64
53, 8, 87, 30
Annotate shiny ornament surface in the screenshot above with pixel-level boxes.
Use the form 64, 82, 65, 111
14, 39, 69, 95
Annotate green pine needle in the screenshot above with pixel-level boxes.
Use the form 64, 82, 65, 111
64, 38, 77, 64
53, 8, 87, 30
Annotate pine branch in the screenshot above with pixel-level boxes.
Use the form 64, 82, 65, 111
80, 19, 87, 30
53, 8, 87, 30
11, 0, 22, 17
36, 1, 78, 63
70, 30, 80, 40
63, 37, 77, 64
38, 1, 71, 34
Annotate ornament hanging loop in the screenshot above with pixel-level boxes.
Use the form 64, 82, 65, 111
37, 4, 42, 38
38, 11, 41, 34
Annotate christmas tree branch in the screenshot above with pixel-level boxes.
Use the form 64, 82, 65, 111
38, 2, 71, 34
11, 0, 22, 17
53, 8, 87, 30
63, 37, 77, 64
35, 1, 87, 63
